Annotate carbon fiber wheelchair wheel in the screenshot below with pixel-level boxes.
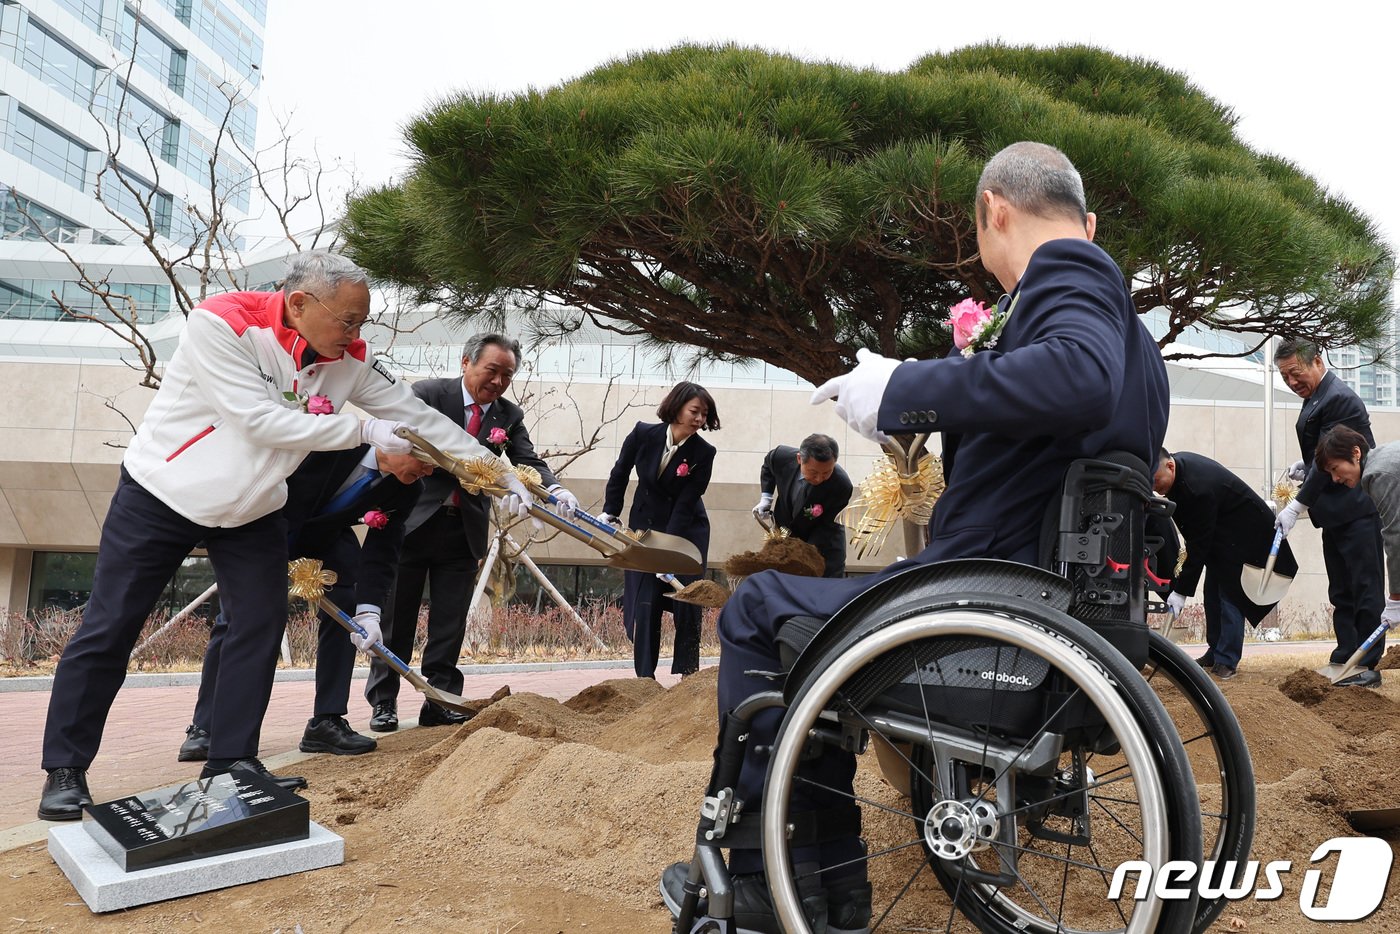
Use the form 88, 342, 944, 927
761, 597, 1202, 934
1140, 631, 1256, 933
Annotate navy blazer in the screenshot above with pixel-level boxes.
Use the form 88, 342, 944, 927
1166, 451, 1299, 623
604, 421, 714, 559
1294, 370, 1379, 528
761, 445, 853, 576
283, 445, 422, 611
404, 377, 558, 558
879, 238, 1170, 564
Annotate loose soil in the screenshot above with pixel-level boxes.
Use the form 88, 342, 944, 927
724, 536, 825, 578
5, 654, 1400, 932
668, 579, 731, 608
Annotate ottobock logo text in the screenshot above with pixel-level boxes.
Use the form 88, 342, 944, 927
978, 670, 1033, 686
1108, 837, 1392, 922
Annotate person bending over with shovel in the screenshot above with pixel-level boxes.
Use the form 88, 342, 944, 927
1151, 449, 1298, 680
1316, 425, 1400, 685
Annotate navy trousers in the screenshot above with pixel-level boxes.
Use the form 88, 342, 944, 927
1322, 514, 1386, 668
42, 469, 288, 769
622, 570, 701, 678
1202, 569, 1246, 670
365, 507, 475, 705
193, 529, 359, 727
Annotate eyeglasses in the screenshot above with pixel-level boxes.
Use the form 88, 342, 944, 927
303, 291, 369, 335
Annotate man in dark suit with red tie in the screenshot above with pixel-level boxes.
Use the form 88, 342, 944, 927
754, 434, 853, 578
178, 444, 431, 767
365, 333, 579, 729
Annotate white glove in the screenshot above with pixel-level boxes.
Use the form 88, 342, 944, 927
361, 419, 414, 454
500, 473, 540, 530
349, 608, 382, 653
1166, 592, 1187, 617
810, 348, 902, 444
1287, 459, 1307, 481
548, 485, 579, 519
598, 512, 621, 527
752, 492, 774, 519
1274, 499, 1304, 537
1383, 598, 1400, 627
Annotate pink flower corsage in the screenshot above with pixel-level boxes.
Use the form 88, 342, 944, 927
945, 297, 1010, 358
675, 462, 690, 478
804, 503, 824, 519
362, 509, 389, 529
282, 390, 334, 414
488, 427, 509, 446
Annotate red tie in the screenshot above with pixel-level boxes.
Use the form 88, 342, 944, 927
453, 404, 483, 508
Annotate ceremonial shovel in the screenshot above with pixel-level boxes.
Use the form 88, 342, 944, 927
287, 558, 476, 714
1326, 618, 1393, 685
1240, 529, 1293, 606
397, 428, 703, 575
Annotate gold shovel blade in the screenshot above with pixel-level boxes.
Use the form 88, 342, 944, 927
608, 529, 703, 575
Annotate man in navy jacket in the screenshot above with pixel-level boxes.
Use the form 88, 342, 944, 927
1273, 339, 1385, 685
663, 141, 1170, 933
179, 445, 431, 769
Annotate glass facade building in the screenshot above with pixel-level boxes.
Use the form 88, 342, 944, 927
0, 0, 267, 322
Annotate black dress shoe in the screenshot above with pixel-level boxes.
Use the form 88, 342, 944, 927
1336, 668, 1382, 688
177, 724, 210, 762
299, 716, 377, 755
201, 757, 308, 791
418, 702, 471, 727
369, 701, 398, 733
1195, 654, 1214, 669
38, 767, 92, 821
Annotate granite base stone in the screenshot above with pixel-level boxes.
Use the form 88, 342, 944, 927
48, 819, 343, 912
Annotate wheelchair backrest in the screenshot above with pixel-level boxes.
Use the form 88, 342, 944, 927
1038, 451, 1174, 668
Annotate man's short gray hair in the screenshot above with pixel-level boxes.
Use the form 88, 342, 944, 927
977, 141, 1087, 224
462, 333, 522, 367
283, 251, 369, 296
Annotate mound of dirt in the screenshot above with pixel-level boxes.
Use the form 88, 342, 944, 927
725, 536, 825, 577
1278, 667, 1332, 705
7, 654, 1400, 933
1377, 644, 1400, 670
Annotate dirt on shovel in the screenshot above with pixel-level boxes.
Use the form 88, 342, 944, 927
724, 536, 825, 578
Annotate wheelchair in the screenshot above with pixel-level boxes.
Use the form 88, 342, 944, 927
669, 454, 1255, 934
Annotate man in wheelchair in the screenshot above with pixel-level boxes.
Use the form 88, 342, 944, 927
662, 141, 1173, 933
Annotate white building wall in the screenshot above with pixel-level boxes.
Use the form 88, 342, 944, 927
0, 354, 1387, 630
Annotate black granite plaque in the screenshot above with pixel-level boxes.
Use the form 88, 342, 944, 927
83, 769, 309, 872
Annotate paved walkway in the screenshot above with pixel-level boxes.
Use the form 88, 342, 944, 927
0, 661, 689, 847
0, 639, 1336, 849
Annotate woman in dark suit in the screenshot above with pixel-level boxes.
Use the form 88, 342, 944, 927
603, 382, 720, 678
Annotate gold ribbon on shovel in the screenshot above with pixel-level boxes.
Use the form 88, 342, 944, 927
844, 433, 945, 559
287, 557, 477, 714
395, 428, 703, 575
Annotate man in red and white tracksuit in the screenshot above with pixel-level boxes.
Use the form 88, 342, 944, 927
37, 251, 534, 820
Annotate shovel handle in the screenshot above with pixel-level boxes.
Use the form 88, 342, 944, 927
1332, 618, 1394, 684
316, 596, 414, 679
1269, 529, 1284, 558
